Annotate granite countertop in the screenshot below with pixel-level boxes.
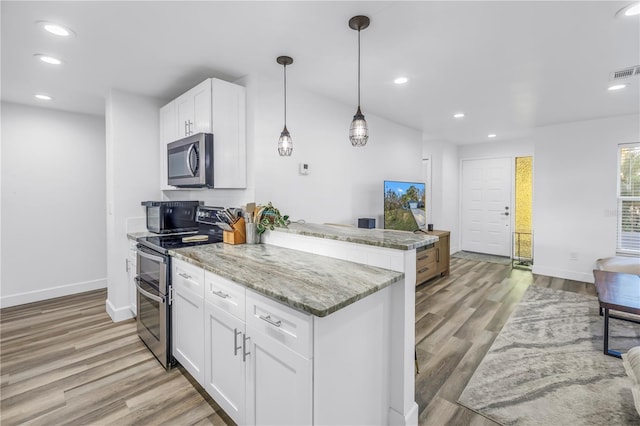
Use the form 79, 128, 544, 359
170, 243, 404, 317
271, 223, 438, 250
127, 231, 155, 241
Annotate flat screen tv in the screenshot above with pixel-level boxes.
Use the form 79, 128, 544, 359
384, 180, 426, 231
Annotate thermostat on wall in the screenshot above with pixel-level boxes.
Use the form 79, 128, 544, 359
299, 163, 309, 175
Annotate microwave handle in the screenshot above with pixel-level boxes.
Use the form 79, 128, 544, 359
187, 144, 197, 177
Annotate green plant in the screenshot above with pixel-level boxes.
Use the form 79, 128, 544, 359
256, 202, 290, 235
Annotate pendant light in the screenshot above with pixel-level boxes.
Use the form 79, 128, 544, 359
277, 55, 293, 156
348, 15, 370, 147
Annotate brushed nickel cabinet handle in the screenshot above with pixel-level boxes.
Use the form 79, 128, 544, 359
234, 328, 242, 356
259, 315, 282, 328
212, 290, 229, 299
242, 334, 250, 362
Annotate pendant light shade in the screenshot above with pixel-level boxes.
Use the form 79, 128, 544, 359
349, 15, 370, 147
277, 55, 293, 156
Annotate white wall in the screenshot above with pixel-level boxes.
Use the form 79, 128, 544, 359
430, 114, 639, 283
0, 102, 106, 307
252, 74, 423, 226
105, 90, 162, 321
532, 114, 639, 282
423, 139, 461, 253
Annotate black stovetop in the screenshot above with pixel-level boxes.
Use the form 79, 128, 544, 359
137, 230, 223, 254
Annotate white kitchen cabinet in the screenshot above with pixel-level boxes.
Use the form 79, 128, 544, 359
159, 101, 177, 190
172, 258, 205, 385
159, 78, 246, 190
245, 325, 312, 426
175, 79, 212, 138
244, 289, 312, 425
204, 302, 246, 425
204, 271, 247, 425
127, 240, 138, 316
174, 262, 392, 425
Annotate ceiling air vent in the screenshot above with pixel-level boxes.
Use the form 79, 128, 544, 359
611, 65, 640, 80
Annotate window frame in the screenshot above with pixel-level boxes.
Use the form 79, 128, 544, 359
616, 142, 640, 256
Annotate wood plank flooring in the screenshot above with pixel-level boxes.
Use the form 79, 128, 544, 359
0, 257, 595, 425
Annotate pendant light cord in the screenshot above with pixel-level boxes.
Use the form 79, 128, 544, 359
283, 64, 287, 126
357, 29, 361, 108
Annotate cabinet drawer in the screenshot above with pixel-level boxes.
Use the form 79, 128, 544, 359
416, 263, 437, 284
416, 246, 437, 269
205, 271, 245, 321
172, 258, 205, 298
246, 290, 312, 359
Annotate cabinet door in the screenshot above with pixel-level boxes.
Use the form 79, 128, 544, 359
173, 287, 204, 384
204, 302, 245, 425
160, 101, 177, 190
245, 327, 312, 426
127, 242, 138, 316
192, 79, 212, 134
211, 79, 246, 189
175, 93, 192, 138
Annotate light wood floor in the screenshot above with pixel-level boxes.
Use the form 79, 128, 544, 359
0, 257, 595, 425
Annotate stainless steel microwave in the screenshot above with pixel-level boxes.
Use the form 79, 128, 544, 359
167, 133, 213, 187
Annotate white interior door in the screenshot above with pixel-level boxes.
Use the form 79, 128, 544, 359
461, 157, 512, 256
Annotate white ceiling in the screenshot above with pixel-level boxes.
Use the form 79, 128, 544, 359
2, 1, 639, 144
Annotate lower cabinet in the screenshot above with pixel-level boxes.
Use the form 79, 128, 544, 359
202, 270, 312, 426
172, 259, 205, 384
245, 326, 312, 425
127, 240, 138, 316
204, 301, 246, 425
173, 259, 389, 425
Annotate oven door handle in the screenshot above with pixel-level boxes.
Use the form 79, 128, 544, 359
137, 248, 166, 264
135, 278, 165, 304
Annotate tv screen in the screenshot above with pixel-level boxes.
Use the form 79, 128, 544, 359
384, 180, 426, 231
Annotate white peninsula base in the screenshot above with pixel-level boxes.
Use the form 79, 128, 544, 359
264, 228, 421, 426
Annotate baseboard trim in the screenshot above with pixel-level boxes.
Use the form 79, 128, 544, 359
0, 278, 107, 308
531, 265, 594, 283
106, 298, 135, 323
388, 402, 419, 426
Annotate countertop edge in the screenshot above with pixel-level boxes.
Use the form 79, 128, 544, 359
169, 249, 404, 317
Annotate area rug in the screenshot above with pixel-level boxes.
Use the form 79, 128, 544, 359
452, 250, 511, 265
458, 285, 640, 425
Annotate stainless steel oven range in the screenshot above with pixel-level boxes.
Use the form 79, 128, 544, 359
135, 205, 224, 369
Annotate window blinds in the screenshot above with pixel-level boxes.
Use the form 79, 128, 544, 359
617, 143, 640, 254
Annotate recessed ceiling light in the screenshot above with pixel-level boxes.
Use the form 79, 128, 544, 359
488, 133, 497, 138
608, 83, 628, 91
616, 2, 640, 17
453, 113, 465, 118
34, 54, 62, 65
34, 94, 53, 101
38, 21, 75, 37
394, 77, 408, 85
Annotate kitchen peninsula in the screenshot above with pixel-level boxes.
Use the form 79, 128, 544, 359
163, 223, 437, 426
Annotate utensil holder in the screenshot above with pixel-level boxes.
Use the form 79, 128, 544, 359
223, 217, 246, 245
245, 222, 258, 244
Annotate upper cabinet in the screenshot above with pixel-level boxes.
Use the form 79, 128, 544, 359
160, 78, 247, 190
175, 79, 213, 138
